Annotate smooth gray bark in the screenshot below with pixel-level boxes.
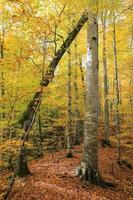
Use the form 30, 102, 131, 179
77, 15, 100, 182
77, 13, 114, 188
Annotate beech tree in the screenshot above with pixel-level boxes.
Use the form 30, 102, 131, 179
66, 47, 73, 157
77, 6, 114, 187
73, 40, 81, 145
1, 1, 133, 199
101, 11, 110, 147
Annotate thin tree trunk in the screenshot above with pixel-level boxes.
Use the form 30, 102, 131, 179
79, 55, 85, 102
101, 12, 110, 147
79, 55, 85, 141
113, 13, 121, 162
0, 39, 5, 118
38, 110, 43, 157
129, 80, 133, 107
0, 35, 5, 145
66, 47, 73, 157
1, 71, 5, 118
73, 39, 80, 145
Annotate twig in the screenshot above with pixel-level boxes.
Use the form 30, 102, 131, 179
29, 57, 43, 72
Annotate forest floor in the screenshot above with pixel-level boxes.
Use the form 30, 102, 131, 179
3, 142, 133, 200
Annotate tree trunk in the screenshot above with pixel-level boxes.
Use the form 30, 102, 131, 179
1, 71, 5, 118
16, 13, 89, 176
66, 47, 73, 157
0, 37, 5, 145
113, 13, 121, 163
18, 11, 88, 132
79, 55, 85, 102
77, 14, 114, 188
73, 40, 81, 145
101, 12, 110, 147
16, 147, 31, 177
79, 15, 99, 182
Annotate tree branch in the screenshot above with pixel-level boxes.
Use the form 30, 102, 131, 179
19, 11, 88, 129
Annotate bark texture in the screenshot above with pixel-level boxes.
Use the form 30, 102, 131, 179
102, 12, 110, 147
80, 17, 99, 176
66, 48, 73, 157
73, 40, 81, 145
78, 14, 114, 188
113, 13, 121, 162
16, 147, 31, 177
0, 39, 5, 145
79, 56, 85, 102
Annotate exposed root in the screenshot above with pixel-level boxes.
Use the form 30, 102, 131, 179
77, 162, 116, 189
116, 159, 133, 169
102, 140, 112, 148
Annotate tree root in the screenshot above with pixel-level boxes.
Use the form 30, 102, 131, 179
77, 162, 116, 189
102, 140, 112, 148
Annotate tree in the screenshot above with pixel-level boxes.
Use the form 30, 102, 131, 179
101, 11, 110, 147
77, 9, 114, 187
73, 39, 81, 145
113, 11, 121, 164
0, 22, 5, 145
66, 47, 73, 157
15, 11, 88, 177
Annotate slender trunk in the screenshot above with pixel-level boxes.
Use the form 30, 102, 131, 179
102, 12, 110, 146
79, 56, 85, 141
0, 36, 5, 145
73, 40, 80, 145
66, 47, 73, 157
129, 80, 133, 107
1, 71, 5, 119
119, 80, 122, 105
113, 13, 121, 162
38, 111, 43, 157
0, 40, 5, 119
79, 56, 85, 102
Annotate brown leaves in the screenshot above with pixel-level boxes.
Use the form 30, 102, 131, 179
2, 145, 132, 200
